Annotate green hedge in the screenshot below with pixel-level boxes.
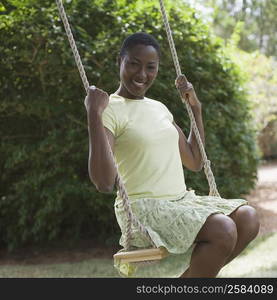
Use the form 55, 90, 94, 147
0, 0, 259, 250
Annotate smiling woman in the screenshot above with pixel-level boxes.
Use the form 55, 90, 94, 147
83, 32, 259, 278
116, 33, 160, 99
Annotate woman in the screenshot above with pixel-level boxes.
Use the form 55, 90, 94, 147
84, 32, 260, 278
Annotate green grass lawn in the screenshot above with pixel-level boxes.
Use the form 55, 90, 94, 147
0, 233, 276, 278
218, 232, 277, 278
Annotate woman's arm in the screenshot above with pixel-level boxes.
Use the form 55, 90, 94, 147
174, 75, 205, 172
85, 87, 117, 193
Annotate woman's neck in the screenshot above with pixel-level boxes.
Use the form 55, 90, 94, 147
115, 84, 144, 100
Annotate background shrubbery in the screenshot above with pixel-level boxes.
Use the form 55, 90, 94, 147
0, 0, 259, 250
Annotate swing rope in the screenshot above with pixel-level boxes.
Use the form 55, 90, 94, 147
55, 0, 89, 93
55, 0, 155, 251
158, 0, 220, 197
55, 0, 220, 254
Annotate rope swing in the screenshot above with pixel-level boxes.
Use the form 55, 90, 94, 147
55, 0, 220, 264
158, 0, 220, 198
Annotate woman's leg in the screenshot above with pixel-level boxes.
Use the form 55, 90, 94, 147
181, 213, 238, 278
224, 205, 260, 265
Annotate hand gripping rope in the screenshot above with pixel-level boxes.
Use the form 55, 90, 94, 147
55, 0, 155, 251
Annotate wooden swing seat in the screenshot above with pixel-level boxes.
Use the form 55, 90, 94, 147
113, 247, 169, 263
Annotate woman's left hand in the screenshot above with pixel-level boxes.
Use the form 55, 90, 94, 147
175, 75, 201, 107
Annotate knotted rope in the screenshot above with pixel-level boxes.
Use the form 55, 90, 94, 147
55, 0, 155, 250
158, 0, 220, 197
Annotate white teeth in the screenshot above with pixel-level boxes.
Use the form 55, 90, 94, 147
133, 80, 145, 87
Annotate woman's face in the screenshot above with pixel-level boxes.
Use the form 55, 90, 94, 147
118, 44, 159, 99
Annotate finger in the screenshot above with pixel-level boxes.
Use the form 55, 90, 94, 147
88, 85, 96, 95
178, 84, 192, 92
180, 81, 193, 91
177, 74, 188, 84
181, 74, 188, 83
176, 77, 189, 90
184, 86, 193, 92
186, 81, 191, 86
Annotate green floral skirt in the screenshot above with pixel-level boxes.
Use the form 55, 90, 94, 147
113, 190, 247, 278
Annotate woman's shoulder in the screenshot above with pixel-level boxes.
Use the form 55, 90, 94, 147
105, 94, 127, 116
109, 93, 126, 104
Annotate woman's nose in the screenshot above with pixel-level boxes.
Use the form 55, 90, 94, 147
137, 66, 147, 80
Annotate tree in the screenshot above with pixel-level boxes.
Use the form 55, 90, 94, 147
226, 23, 277, 132
196, 0, 277, 58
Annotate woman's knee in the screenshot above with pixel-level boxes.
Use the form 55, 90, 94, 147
196, 214, 238, 255
230, 205, 260, 239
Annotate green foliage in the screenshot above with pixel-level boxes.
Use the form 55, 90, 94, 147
229, 49, 277, 133
198, 0, 277, 58
0, 0, 259, 250
225, 29, 277, 158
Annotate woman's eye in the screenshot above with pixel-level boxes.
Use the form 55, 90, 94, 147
147, 66, 157, 71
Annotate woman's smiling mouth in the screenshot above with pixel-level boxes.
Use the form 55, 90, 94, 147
132, 80, 147, 88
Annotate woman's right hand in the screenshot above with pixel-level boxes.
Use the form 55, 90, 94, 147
84, 86, 109, 115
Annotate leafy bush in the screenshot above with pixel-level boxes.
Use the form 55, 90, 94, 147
0, 0, 259, 250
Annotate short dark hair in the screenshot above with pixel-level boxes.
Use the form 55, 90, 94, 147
119, 32, 161, 58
